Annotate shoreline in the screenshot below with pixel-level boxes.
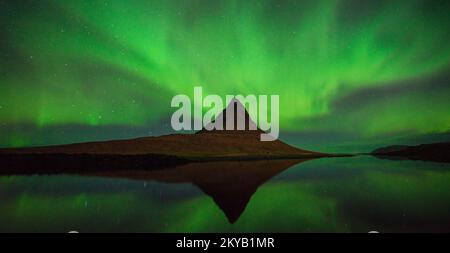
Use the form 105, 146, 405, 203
0, 152, 354, 176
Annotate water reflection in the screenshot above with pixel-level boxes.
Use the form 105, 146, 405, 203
0, 156, 449, 232
90, 159, 310, 223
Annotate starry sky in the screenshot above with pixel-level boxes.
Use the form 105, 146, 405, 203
0, 0, 449, 152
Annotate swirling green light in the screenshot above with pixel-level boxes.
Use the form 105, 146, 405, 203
0, 0, 449, 147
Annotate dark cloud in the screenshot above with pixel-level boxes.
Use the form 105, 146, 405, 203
333, 72, 450, 112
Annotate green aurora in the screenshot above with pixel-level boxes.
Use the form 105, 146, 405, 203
0, 0, 449, 151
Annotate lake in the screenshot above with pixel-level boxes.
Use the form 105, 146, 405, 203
0, 156, 449, 232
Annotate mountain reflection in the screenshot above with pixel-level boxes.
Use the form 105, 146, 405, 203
89, 159, 311, 223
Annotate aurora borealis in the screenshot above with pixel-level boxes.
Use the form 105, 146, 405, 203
1, 0, 450, 151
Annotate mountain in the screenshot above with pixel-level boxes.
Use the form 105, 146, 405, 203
372, 145, 409, 154
0, 100, 331, 173
198, 98, 259, 134
371, 142, 450, 163
0, 100, 325, 159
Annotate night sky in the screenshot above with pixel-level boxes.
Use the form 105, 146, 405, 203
0, 0, 449, 152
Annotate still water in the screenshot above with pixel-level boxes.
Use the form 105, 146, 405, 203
0, 156, 449, 232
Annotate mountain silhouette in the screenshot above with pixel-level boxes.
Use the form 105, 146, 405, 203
198, 98, 259, 133
0, 101, 341, 224
372, 141, 450, 163
88, 159, 310, 223
0, 100, 329, 174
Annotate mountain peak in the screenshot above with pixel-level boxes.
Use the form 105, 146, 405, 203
200, 99, 259, 133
